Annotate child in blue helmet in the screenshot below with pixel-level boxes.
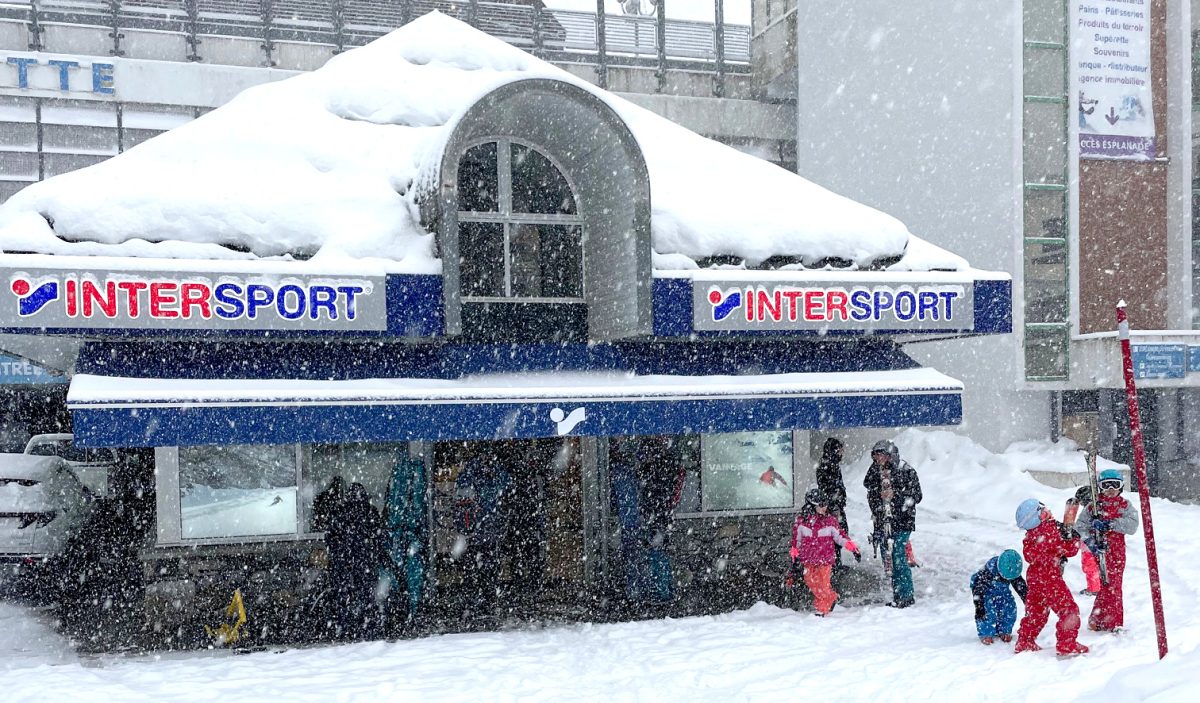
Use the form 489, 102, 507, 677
970, 549, 1028, 644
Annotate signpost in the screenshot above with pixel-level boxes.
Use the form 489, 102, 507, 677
1115, 301, 1168, 659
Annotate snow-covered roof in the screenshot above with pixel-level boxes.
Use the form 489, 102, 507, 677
0, 12, 968, 274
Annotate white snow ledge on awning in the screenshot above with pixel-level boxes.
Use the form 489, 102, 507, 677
67, 368, 963, 408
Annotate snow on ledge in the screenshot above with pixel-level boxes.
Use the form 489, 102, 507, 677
67, 368, 963, 407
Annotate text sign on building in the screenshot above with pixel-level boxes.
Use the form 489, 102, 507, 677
3, 54, 115, 94
693, 280, 973, 332
1131, 344, 1185, 380
0, 267, 386, 332
1071, 1, 1155, 160
0, 353, 65, 385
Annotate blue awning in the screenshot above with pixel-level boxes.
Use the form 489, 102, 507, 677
68, 368, 962, 447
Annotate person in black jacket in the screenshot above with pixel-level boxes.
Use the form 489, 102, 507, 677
815, 437, 850, 567
863, 439, 923, 608
325, 482, 387, 640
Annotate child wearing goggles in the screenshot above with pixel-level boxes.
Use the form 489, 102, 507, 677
1074, 470, 1139, 633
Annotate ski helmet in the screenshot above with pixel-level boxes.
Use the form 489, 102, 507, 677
805, 488, 828, 506
1015, 499, 1043, 530
1098, 469, 1123, 486
997, 549, 1022, 580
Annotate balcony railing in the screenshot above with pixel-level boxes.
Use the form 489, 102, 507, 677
2, 1, 750, 74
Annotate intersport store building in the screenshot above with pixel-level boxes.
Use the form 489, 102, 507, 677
0, 14, 1010, 642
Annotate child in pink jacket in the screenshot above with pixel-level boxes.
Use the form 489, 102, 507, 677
790, 489, 863, 616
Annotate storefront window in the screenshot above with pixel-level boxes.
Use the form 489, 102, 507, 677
178, 444, 299, 540
642, 431, 795, 515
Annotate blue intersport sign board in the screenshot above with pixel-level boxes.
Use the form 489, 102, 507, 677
1188, 346, 1200, 373
1131, 344, 1186, 380
0, 353, 65, 385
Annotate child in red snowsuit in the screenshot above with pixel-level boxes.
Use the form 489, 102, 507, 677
790, 489, 862, 616
1074, 472, 1139, 632
1013, 499, 1088, 656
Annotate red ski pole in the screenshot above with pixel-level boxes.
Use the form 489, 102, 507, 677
1115, 301, 1168, 659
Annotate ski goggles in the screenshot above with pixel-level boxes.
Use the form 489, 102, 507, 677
1099, 479, 1123, 491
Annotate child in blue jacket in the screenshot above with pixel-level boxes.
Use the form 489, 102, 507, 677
970, 549, 1028, 644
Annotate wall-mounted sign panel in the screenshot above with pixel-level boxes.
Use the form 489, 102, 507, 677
692, 280, 973, 332
1071, 1, 1156, 160
1188, 345, 1200, 373
1131, 344, 1185, 379
0, 267, 387, 332
0, 353, 65, 385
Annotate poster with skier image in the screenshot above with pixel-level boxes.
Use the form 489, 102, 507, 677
1071, 0, 1155, 160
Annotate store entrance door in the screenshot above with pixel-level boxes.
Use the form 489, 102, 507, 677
431, 437, 585, 616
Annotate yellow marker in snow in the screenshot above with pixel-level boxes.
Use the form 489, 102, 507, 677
204, 589, 247, 646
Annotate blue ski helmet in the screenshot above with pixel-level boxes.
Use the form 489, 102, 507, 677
1015, 499, 1043, 530
997, 549, 1022, 580
1098, 469, 1123, 484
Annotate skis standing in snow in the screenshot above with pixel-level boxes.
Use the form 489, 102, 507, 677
970, 550, 1027, 645
1074, 469, 1139, 633
789, 489, 862, 616
1013, 499, 1088, 656
1064, 485, 1102, 596
864, 440, 922, 608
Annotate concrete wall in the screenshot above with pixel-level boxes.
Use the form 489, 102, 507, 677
791, 1, 1047, 451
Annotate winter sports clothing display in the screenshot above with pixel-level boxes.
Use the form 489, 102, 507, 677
1014, 504, 1087, 656
864, 440, 922, 607
971, 551, 1028, 642
1075, 481, 1139, 632
789, 505, 862, 615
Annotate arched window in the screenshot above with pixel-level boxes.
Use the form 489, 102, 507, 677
456, 140, 583, 301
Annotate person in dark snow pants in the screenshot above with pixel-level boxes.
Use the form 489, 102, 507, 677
1074, 470, 1139, 632
815, 437, 850, 567
970, 549, 1027, 644
1013, 499, 1087, 656
863, 439, 922, 608
454, 450, 514, 612
326, 482, 387, 640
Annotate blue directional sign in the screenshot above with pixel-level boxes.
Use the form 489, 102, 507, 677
1131, 344, 1186, 380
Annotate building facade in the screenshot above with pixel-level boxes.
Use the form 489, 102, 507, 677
755, 0, 1200, 501
0, 12, 1010, 643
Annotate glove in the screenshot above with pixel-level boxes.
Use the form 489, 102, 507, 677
789, 546, 800, 560
854, 551, 863, 563
1084, 537, 1107, 554
1091, 519, 1111, 534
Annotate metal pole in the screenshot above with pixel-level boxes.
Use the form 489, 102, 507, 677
656, 0, 667, 93
713, 0, 725, 98
1115, 301, 1169, 660
595, 0, 607, 89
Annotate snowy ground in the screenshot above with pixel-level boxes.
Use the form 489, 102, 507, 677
2, 429, 1198, 702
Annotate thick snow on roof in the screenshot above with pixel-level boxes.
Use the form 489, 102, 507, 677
0, 12, 966, 273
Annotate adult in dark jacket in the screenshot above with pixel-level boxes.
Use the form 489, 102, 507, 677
326, 482, 387, 640
863, 439, 923, 608
815, 438, 849, 565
